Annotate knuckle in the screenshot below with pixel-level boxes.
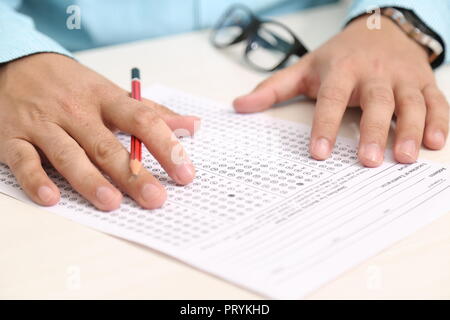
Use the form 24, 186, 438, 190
20, 169, 41, 191
424, 87, 446, 109
314, 117, 338, 132
51, 144, 78, 169
57, 95, 82, 116
133, 107, 162, 131
401, 123, 423, 136
318, 86, 348, 106
426, 94, 442, 108
2, 141, 41, 189
93, 137, 124, 163
366, 86, 394, 109
363, 121, 389, 137
400, 91, 424, 107
56, 96, 93, 127
23, 102, 53, 124
144, 99, 160, 110
90, 81, 119, 99
145, 100, 177, 116
5, 144, 27, 170
421, 76, 435, 88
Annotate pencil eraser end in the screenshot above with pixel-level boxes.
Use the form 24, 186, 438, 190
131, 68, 140, 79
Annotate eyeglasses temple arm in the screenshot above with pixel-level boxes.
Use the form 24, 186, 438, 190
259, 30, 309, 57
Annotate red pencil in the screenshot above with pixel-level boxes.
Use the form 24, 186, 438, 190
130, 67, 142, 176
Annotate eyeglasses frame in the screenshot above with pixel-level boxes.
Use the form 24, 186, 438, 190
210, 4, 309, 72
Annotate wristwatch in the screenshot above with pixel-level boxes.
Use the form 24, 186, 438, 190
380, 7, 445, 69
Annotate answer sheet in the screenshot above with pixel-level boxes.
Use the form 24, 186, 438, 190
1, 85, 449, 299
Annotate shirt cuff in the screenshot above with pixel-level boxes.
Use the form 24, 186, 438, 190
0, 3, 73, 64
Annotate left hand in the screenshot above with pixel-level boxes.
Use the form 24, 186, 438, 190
233, 15, 449, 167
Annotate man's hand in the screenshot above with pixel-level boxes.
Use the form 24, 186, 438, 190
0, 53, 198, 211
234, 16, 449, 167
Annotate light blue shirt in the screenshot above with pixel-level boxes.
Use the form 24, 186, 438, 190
0, 0, 449, 65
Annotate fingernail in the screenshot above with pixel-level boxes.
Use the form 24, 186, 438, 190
183, 116, 202, 135
96, 186, 117, 205
361, 143, 383, 164
190, 116, 201, 121
193, 117, 202, 134
38, 186, 54, 203
181, 115, 200, 122
312, 138, 331, 159
141, 183, 162, 202
433, 130, 446, 147
175, 163, 195, 183
399, 140, 417, 160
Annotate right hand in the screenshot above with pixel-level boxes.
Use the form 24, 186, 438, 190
234, 16, 449, 167
0, 53, 199, 211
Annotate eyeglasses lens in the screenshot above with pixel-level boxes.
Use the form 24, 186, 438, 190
246, 22, 296, 71
213, 7, 252, 47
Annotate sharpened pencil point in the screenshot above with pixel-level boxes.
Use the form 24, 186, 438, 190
130, 159, 142, 176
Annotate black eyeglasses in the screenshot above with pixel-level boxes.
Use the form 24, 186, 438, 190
210, 4, 308, 72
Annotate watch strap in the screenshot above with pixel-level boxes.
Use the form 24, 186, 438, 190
381, 7, 445, 69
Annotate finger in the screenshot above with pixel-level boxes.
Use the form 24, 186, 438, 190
32, 125, 122, 211
422, 84, 449, 150
358, 80, 395, 167
309, 71, 355, 160
233, 56, 311, 113
393, 86, 426, 163
141, 97, 201, 136
64, 121, 167, 209
1, 139, 60, 206
103, 97, 195, 185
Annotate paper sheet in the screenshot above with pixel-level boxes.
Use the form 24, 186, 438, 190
1, 85, 449, 299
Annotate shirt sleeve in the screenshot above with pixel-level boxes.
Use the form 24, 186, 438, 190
346, 0, 450, 66
0, 0, 73, 64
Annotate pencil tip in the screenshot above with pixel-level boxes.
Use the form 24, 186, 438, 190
130, 159, 142, 176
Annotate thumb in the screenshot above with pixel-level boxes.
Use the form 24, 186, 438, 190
233, 57, 310, 114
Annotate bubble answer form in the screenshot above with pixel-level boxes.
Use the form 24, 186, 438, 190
1, 85, 450, 299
